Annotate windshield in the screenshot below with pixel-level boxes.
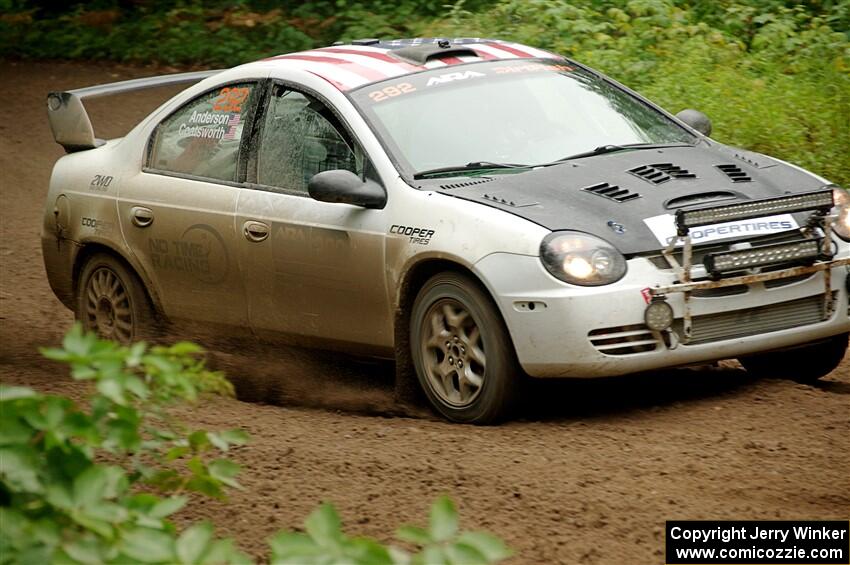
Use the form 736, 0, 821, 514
349, 59, 697, 177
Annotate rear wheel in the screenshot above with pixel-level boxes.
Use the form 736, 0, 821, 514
738, 333, 848, 383
410, 272, 520, 424
76, 253, 156, 344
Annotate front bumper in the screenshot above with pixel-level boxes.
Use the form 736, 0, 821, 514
474, 251, 850, 378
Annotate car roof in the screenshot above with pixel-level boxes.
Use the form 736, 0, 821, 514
258, 38, 561, 91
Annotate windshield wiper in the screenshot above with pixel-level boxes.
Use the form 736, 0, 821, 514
413, 161, 529, 179
543, 142, 694, 165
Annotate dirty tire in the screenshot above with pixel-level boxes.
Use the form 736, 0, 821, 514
411, 271, 520, 424
739, 332, 848, 383
76, 253, 156, 344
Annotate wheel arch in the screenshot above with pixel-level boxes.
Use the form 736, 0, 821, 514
72, 242, 165, 319
392, 257, 515, 403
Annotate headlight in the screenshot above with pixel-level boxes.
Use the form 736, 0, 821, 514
540, 231, 627, 286
831, 186, 850, 241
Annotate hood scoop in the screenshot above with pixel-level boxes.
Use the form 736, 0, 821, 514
715, 163, 752, 183
582, 182, 640, 203
665, 191, 740, 209
629, 163, 696, 184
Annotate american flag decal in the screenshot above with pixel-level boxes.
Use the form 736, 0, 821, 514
223, 114, 241, 140
263, 38, 562, 91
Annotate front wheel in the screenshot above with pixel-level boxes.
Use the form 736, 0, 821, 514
410, 272, 520, 424
76, 253, 157, 344
738, 332, 848, 383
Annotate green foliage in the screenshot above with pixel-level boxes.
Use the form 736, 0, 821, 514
0, 324, 250, 563
269, 496, 511, 565
1, 326, 510, 564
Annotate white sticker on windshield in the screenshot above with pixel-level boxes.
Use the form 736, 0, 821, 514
643, 213, 799, 247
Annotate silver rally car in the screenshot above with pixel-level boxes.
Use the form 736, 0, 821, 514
44, 38, 850, 423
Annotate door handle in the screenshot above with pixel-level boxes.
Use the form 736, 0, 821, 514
243, 220, 269, 242
130, 206, 154, 228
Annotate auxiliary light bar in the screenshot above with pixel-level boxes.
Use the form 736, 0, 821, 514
675, 189, 834, 234
703, 238, 822, 276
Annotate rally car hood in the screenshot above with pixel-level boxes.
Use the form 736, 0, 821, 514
423, 143, 828, 255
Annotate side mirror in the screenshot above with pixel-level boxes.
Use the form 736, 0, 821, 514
307, 170, 387, 210
675, 109, 712, 137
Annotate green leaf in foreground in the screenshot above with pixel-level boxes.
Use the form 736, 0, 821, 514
304, 503, 343, 547
120, 527, 177, 563
456, 532, 512, 561
176, 521, 214, 564
0, 385, 36, 401
397, 525, 432, 545
429, 496, 458, 542
3, 327, 512, 565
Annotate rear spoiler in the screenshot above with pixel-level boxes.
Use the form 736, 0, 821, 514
47, 70, 222, 153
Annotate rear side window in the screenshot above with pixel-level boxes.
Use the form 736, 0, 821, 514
149, 83, 256, 182
256, 87, 359, 193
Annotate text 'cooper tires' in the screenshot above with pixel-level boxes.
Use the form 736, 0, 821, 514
76, 253, 156, 344
410, 272, 520, 424
738, 332, 848, 383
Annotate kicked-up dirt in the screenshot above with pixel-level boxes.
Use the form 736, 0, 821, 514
0, 59, 848, 564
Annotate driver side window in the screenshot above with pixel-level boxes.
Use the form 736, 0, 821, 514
256, 87, 360, 194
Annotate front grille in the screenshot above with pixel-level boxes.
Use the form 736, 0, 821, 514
763, 273, 814, 289
691, 285, 748, 298
677, 293, 832, 345
588, 324, 660, 355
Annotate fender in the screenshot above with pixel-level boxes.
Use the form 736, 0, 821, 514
72, 237, 167, 318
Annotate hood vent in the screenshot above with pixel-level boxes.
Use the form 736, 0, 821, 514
716, 164, 752, 183
629, 163, 696, 184
481, 192, 538, 207
582, 182, 640, 203
439, 177, 493, 190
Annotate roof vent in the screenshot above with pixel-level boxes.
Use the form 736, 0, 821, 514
392, 44, 478, 64
351, 38, 381, 46
582, 182, 640, 203
715, 164, 752, 183
629, 163, 696, 184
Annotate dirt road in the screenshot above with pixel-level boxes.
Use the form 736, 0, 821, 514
1, 60, 848, 564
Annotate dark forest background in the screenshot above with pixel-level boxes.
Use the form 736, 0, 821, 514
2, 0, 848, 183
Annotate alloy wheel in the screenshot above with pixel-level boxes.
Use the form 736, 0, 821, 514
83, 267, 134, 342
420, 298, 486, 407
